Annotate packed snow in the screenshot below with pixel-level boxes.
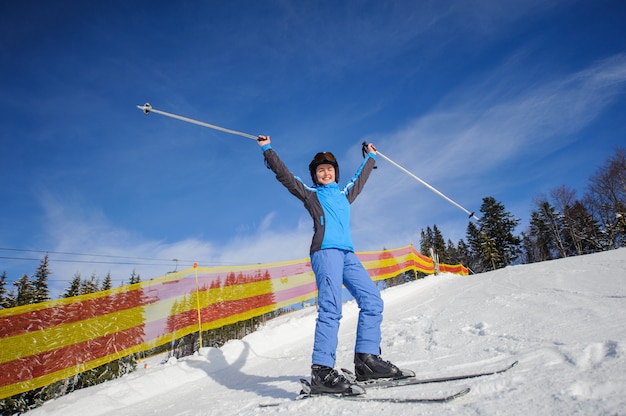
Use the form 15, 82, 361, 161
27, 249, 626, 415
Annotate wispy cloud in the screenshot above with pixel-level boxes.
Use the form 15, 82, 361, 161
378, 53, 626, 177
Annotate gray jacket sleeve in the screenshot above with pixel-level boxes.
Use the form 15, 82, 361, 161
262, 146, 310, 202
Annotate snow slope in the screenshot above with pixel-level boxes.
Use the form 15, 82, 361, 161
27, 249, 626, 415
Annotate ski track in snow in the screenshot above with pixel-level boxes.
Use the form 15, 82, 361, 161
26, 248, 626, 416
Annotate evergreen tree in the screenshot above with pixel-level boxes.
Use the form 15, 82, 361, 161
101, 273, 112, 291
419, 227, 434, 256
520, 232, 538, 264
0, 271, 11, 308
64, 273, 82, 298
528, 209, 555, 261
14, 274, 36, 306
473, 196, 521, 271
129, 270, 141, 285
33, 255, 52, 304
537, 199, 567, 258
432, 225, 447, 262
80, 273, 99, 295
465, 221, 484, 272
456, 240, 473, 273
480, 234, 501, 271
446, 239, 458, 264
0, 271, 7, 306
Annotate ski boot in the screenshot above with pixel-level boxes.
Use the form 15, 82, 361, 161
354, 353, 404, 381
310, 364, 362, 395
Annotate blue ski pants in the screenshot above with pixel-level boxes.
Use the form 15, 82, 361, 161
310, 248, 384, 368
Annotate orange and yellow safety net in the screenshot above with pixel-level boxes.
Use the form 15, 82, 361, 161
0, 245, 467, 399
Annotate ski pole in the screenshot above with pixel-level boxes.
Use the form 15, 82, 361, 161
372, 146, 479, 221
136, 103, 259, 140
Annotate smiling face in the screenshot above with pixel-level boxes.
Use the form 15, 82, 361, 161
315, 163, 336, 185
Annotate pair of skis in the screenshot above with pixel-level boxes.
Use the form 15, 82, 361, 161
259, 359, 518, 407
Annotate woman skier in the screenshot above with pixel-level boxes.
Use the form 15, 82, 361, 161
257, 135, 404, 394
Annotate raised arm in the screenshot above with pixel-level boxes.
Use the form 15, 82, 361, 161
257, 135, 310, 201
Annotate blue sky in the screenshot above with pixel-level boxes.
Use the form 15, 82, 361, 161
1, 0, 625, 296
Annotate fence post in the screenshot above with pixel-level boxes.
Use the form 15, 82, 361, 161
194, 262, 203, 350
429, 248, 440, 275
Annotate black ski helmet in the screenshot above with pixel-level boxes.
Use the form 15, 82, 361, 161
309, 152, 339, 185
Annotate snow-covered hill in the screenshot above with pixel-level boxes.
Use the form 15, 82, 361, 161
28, 249, 626, 415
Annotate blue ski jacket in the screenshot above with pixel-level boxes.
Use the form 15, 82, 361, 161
261, 144, 377, 254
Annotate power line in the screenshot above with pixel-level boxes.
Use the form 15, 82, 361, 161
0, 247, 244, 272
0, 255, 179, 267
0, 249, 193, 281
0, 247, 196, 263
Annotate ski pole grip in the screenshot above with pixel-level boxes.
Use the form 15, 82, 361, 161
361, 141, 369, 158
